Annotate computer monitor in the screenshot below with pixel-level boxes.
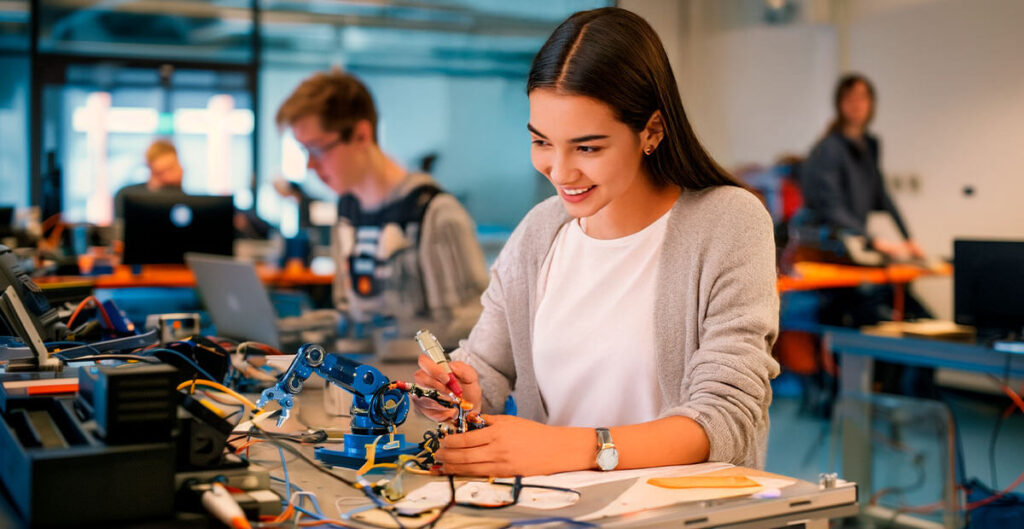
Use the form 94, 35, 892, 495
0, 206, 13, 238
123, 194, 234, 265
954, 239, 1024, 339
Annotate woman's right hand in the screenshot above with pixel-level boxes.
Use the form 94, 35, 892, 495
412, 355, 482, 422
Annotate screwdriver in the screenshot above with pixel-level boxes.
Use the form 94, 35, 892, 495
415, 329, 463, 397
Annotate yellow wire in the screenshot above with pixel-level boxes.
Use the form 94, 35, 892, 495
357, 435, 385, 475
402, 463, 433, 476
176, 379, 261, 410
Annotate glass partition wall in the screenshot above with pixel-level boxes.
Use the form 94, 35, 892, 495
0, 0, 30, 210
6, 0, 610, 235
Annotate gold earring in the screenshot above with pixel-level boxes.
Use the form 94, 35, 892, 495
644, 146, 654, 155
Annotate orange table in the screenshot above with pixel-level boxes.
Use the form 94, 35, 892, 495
35, 263, 333, 290
777, 261, 952, 321
777, 261, 951, 292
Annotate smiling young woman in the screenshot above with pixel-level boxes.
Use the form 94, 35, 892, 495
412, 7, 780, 477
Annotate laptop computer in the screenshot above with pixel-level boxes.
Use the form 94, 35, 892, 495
185, 253, 337, 350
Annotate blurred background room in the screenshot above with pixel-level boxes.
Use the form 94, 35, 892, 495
1, 1, 1023, 528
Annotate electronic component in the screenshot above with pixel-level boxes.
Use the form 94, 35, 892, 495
174, 459, 280, 524
0, 285, 58, 371
201, 482, 252, 529
177, 391, 235, 469
100, 299, 135, 334
75, 363, 178, 444
415, 328, 462, 397
145, 312, 201, 344
0, 365, 176, 526
0, 244, 66, 343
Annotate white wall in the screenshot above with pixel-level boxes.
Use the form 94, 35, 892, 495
623, 0, 1024, 319
621, 0, 838, 167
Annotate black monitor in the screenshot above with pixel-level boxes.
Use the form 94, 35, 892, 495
954, 239, 1024, 339
123, 193, 234, 265
0, 206, 13, 238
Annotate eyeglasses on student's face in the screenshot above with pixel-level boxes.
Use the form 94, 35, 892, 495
302, 137, 345, 161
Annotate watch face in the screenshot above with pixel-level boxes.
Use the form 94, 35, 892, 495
597, 448, 619, 471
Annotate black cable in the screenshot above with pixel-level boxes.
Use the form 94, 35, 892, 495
424, 475, 456, 529
870, 454, 928, 511
239, 426, 328, 444
251, 421, 357, 487
989, 415, 1007, 490
455, 477, 582, 510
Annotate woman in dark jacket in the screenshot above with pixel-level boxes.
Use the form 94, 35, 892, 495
802, 74, 934, 398
801, 73, 924, 261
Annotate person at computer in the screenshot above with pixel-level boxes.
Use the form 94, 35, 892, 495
800, 74, 925, 262
114, 139, 186, 221
275, 69, 488, 358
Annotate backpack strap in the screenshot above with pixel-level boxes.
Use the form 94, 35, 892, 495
341, 184, 443, 299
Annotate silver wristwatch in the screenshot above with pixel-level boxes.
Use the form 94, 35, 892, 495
595, 427, 619, 471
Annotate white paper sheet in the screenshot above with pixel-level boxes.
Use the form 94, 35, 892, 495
507, 461, 734, 490
579, 475, 797, 521
395, 462, 735, 512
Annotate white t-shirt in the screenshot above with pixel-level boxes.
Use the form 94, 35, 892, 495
532, 211, 670, 428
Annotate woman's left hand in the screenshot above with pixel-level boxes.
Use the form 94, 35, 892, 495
905, 240, 927, 260
434, 415, 592, 477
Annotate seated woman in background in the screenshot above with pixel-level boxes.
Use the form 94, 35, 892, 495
412, 7, 780, 476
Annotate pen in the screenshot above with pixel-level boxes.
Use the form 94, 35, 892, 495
415, 329, 463, 397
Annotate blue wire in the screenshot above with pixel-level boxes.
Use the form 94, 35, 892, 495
270, 475, 301, 490
45, 341, 87, 348
272, 448, 325, 518
142, 347, 219, 382
302, 493, 325, 518
294, 505, 348, 528
277, 446, 292, 505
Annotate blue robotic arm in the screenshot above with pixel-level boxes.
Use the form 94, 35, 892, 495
257, 343, 408, 430
256, 343, 417, 468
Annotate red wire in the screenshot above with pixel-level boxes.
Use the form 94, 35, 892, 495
67, 296, 115, 329
66, 296, 93, 327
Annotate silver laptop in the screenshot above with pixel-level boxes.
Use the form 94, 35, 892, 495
186, 253, 336, 350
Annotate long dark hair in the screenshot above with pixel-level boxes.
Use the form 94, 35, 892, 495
827, 73, 876, 135
527, 7, 740, 190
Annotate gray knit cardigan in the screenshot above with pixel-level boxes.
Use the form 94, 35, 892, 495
452, 185, 781, 469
